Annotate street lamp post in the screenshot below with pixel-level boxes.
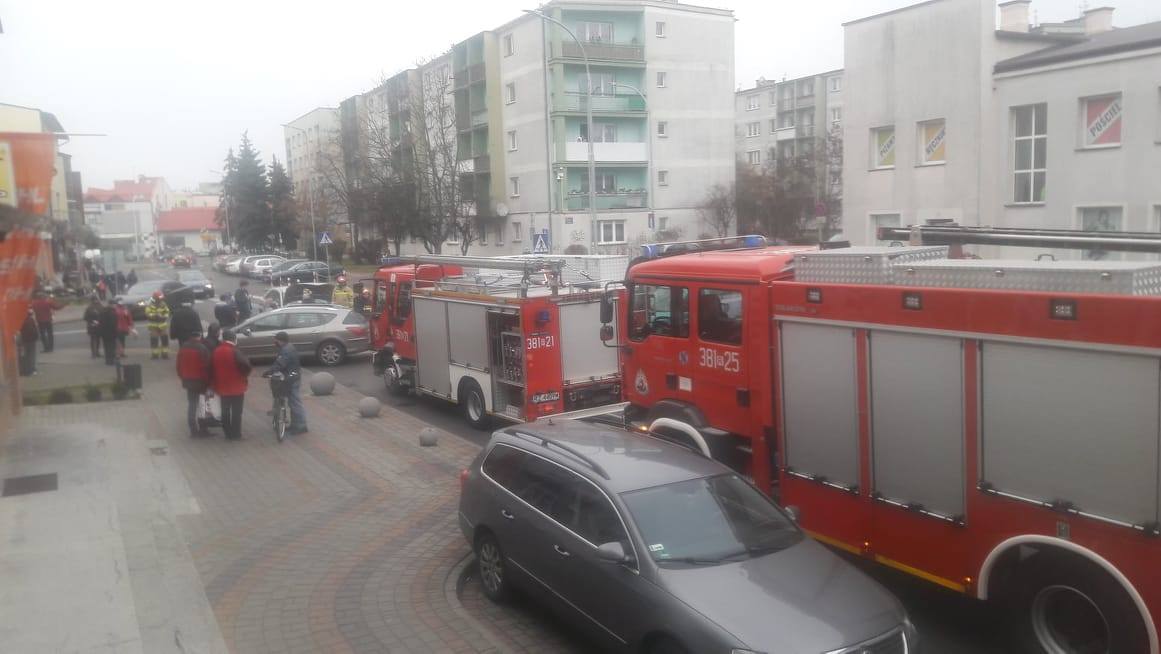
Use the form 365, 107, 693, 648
610, 81, 652, 216
524, 9, 597, 251
281, 124, 319, 258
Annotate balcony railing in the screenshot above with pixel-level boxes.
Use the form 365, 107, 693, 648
556, 92, 646, 113
471, 109, 488, 127
473, 155, 490, 173
558, 40, 644, 62
565, 191, 647, 210
562, 141, 647, 162
798, 124, 816, 138
469, 62, 486, 84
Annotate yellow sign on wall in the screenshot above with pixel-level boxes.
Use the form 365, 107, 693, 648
921, 120, 946, 163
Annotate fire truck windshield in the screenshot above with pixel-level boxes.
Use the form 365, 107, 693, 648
622, 474, 802, 564
629, 284, 689, 340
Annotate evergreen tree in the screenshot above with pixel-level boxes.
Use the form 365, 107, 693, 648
268, 156, 298, 250
225, 132, 270, 249
216, 149, 238, 246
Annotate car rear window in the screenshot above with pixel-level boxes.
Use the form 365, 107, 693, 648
342, 311, 367, 325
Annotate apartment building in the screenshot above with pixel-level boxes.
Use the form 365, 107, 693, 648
735, 70, 844, 169
842, 0, 1161, 259
283, 107, 341, 243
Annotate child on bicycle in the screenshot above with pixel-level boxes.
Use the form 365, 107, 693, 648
267, 331, 307, 434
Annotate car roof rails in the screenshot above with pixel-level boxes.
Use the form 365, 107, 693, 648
509, 430, 611, 480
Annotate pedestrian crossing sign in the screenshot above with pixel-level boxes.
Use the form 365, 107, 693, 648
532, 231, 550, 254
319, 231, 333, 246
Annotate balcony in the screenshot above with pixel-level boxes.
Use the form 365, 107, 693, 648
556, 92, 646, 113
473, 155, 490, 173
774, 126, 797, 141
565, 191, 647, 211
557, 40, 644, 62
798, 125, 816, 138
562, 141, 647, 162
471, 109, 488, 127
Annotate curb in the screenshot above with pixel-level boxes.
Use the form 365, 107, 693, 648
444, 551, 511, 654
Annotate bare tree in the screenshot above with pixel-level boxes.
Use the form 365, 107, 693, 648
698, 183, 737, 238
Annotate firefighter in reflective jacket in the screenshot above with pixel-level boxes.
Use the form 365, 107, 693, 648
331, 275, 354, 309
144, 291, 171, 359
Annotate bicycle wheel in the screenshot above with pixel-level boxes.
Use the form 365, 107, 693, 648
273, 397, 288, 442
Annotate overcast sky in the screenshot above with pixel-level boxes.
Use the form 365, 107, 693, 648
2, 0, 1158, 191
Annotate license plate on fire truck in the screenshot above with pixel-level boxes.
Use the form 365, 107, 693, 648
532, 391, 561, 404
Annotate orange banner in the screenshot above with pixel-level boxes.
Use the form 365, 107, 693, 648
0, 229, 42, 340
0, 132, 56, 215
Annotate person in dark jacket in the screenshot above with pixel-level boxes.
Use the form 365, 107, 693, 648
205, 322, 221, 351
83, 295, 103, 358
176, 334, 212, 437
214, 294, 238, 328
18, 310, 39, 376
234, 279, 253, 322
97, 299, 120, 365
212, 329, 252, 440
126, 269, 138, 287
115, 270, 127, 294
269, 331, 306, 434
169, 300, 203, 344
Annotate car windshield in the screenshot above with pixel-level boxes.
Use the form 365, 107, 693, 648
127, 280, 166, 295
622, 474, 802, 565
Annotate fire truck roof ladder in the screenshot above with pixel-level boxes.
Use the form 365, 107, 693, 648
640, 235, 769, 259
399, 254, 568, 298
879, 224, 1161, 254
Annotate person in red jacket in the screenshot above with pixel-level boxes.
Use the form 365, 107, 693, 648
176, 334, 212, 437
114, 299, 136, 359
30, 292, 64, 352
211, 329, 252, 440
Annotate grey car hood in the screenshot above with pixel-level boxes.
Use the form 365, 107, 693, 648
657, 539, 903, 653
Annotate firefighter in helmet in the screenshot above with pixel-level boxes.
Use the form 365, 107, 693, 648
144, 291, 171, 359
332, 274, 354, 309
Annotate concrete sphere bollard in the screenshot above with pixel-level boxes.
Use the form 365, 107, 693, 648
418, 427, 439, 447
310, 371, 335, 396
357, 396, 381, 418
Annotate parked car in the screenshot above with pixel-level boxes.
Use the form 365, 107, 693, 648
269, 261, 345, 285
176, 269, 214, 299
116, 279, 195, 320
459, 421, 917, 654
213, 254, 233, 272
235, 304, 369, 366
259, 282, 334, 312
172, 253, 192, 268
247, 255, 286, 279
262, 258, 307, 283
224, 256, 246, 275
237, 254, 275, 277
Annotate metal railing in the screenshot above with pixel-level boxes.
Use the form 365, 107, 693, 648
564, 191, 647, 210
558, 40, 644, 61
470, 109, 488, 127
556, 92, 646, 113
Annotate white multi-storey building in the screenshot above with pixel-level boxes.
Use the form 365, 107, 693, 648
283, 107, 341, 243
842, 0, 1161, 258
735, 71, 844, 169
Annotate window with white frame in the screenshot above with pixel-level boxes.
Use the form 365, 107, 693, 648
779, 112, 795, 129
746, 122, 760, 137
494, 223, 504, 245
657, 121, 668, 137
507, 130, 518, 151
658, 170, 669, 186
512, 221, 523, 242
799, 79, 814, 97
829, 77, 842, 92
871, 126, 896, 169
580, 21, 613, 42
870, 213, 902, 242
1079, 93, 1122, 148
747, 95, 759, 111
1078, 206, 1123, 260
509, 176, 520, 197
656, 72, 667, 88
505, 83, 516, 104
747, 150, 761, 165
503, 34, 514, 57
769, 119, 777, 134
769, 91, 776, 106
587, 72, 617, 96
599, 220, 626, 244
1012, 103, 1046, 203
655, 21, 666, 37
658, 216, 668, 231
917, 119, 947, 165
831, 107, 842, 125
596, 173, 616, 193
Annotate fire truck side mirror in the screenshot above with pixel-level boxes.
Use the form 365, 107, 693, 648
599, 293, 613, 324
599, 324, 615, 343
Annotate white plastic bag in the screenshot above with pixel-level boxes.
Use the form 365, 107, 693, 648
197, 393, 221, 421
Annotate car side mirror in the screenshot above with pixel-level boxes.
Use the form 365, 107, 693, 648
784, 505, 801, 523
599, 292, 613, 324
597, 541, 632, 565
599, 324, 614, 342
242, 328, 252, 336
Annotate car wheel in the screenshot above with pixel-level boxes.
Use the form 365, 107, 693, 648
646, 637, 690, 654
460, 379, 491, 430
475, 532, 510, 602
316, 340, 346, 367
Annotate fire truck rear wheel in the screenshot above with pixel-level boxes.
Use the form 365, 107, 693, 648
384, 364, 407, 396
460, 380, 491, 430
1007, 552, 1147, 654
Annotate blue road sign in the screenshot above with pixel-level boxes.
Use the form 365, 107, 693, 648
532, 231, 550, 254
319, 231, 333, 246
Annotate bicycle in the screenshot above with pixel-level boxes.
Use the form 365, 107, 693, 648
265, 370, 295, 442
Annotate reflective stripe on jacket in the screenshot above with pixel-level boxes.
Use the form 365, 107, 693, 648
145, 300, 170, 327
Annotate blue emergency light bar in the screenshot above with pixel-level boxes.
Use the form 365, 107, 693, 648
640, 234, 767, 259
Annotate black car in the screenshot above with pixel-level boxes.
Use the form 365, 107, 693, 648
269, 261, 345, 285
116, 280, 196, 319
176, 270, 215, 299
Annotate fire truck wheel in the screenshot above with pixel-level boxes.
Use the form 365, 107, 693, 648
645, 636, 690, 654
1007, 552, 1148, 654
460, 379, 492, 430
384, 364, 408, 396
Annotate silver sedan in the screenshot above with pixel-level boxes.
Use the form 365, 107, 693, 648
235, 304, 369, 366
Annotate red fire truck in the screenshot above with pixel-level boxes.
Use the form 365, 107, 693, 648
367, 254, 620, 428
599, 230, 1161, 654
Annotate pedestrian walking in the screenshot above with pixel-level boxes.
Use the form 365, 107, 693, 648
83, 295, 103, 358
205, 322, 221, 351
212, 329, 251, 440
96, 277, 108, 301
144, 292, 171, 359
98, 299, 119, 365
114, 299, 135, 358
332, 275, 354, 308
214, 293, 238, 328
234, 279, 253, 322
18, 310, 39, 376
115, 270, 127, 294
176, 334, 212, 438
30, 291, 64, 352
126, 269, 138, 287
170, 299, 203, 344
270, 331, 307, 434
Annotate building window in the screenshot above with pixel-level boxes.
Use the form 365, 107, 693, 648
831, 107, 842, 125
799, 79, 814, 97
1077, 206, 1123, 260
658, 215, 668, 230
1012, 103, 1047, 203
596, 173, 616, 193
746, 122, 760, 137
871, 126, 896, 169
658, 170, 669, 186
829, 77, 842, 92
871, 213, 902, 242
479, 224, 487, 244
507, 130, 518, 151
599, 220, 626, 244
581, 21, 613, 42
509, 177, 520, 197
657, 121, 668, 137
503, 34, 515, 57
747, 150, 761, 166
512, 221, 523, 242
505, 83, 516, 104
746, 95, 759, 111
655, 21, 666, 37
779, 112, 795, 129
494, 223, 504, 245
769, 91, 777, 106
1079, 93, 1122, 148
769, 119, 777, 133
917, 119, 947, 165
587, 71, 617, 96
656, 71, 667, 88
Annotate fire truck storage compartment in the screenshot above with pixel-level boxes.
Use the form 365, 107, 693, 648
413, 296, 451, 398
869, 331, 964, 518
893, 259, 1161, 295
779, 321, 859, 489
489, 310, 524, 419
980, 341, 1160, 527
447, 301, 491, 406
559, 301, 617, 384
793, 246, 949, 285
